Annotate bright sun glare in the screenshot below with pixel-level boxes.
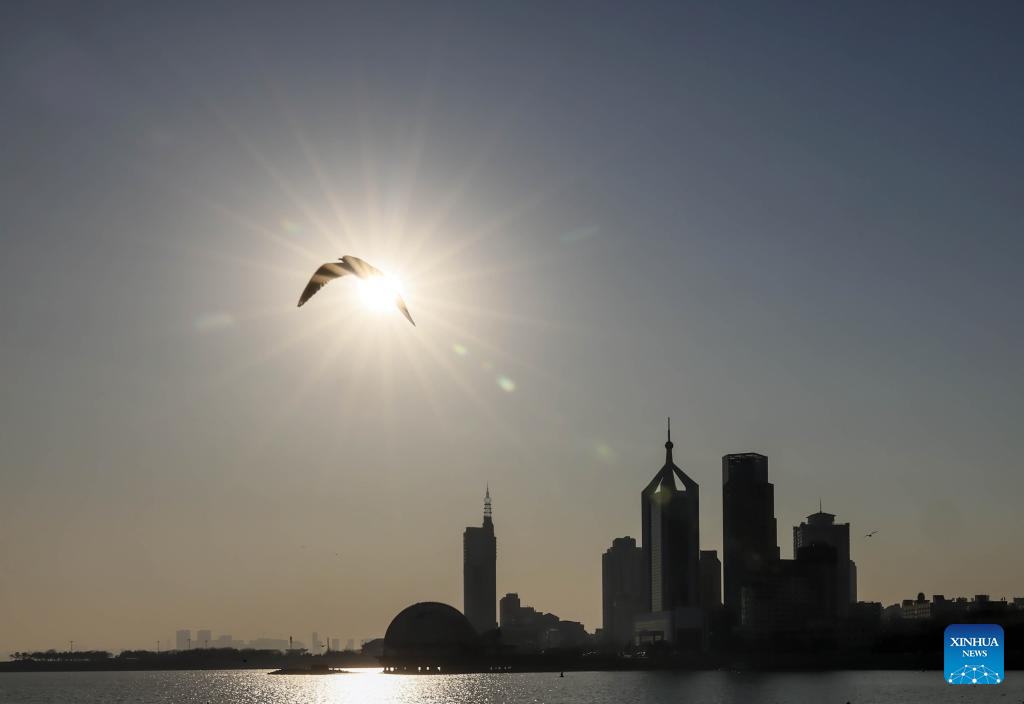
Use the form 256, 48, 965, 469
357, 274, 405, 313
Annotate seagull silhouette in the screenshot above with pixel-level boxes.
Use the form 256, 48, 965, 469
865, 530, 879, 538
297, 255, 415, 326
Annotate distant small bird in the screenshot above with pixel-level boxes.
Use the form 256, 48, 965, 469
297, 255, 415, 326
865, 530, 879, 538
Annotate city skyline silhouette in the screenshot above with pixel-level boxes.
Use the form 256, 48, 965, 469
9, 424, 1020, 658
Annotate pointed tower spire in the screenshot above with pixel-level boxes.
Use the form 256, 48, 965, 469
483, 485, 492, 524
665, 417, 674, 464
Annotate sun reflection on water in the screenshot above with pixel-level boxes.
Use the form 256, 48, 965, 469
4, 669, 1005, 704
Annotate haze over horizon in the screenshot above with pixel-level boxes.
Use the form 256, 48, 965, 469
2, 1, 1022, 654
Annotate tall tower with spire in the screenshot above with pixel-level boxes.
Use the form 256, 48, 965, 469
463, 488, 497, 634
641, 419, 701, 616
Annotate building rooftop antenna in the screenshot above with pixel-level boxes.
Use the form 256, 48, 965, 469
664, 416, 675, 463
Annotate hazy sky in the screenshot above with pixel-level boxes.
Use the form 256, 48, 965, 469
2, 1, 1023, 653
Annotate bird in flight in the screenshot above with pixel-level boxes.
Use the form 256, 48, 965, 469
297, 255, 415, 326
865, 530, 879, 538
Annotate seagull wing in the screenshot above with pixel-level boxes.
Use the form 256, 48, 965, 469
395, 294, 416, 326
300, 255, 416, 325
297, 262, 352, 307
341, 255, 385, 280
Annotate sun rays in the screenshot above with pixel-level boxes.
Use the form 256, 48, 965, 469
158, 81, 581, 461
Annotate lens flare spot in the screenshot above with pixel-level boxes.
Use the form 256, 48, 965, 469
558, 225, 599, 245
194, 312, 236, 332
595, 444, 617, 462
452, 343, 468, 356
496, 375, 516, 392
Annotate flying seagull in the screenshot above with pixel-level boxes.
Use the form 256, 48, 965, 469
297, 255, 415, 326
865, 530, 879, 538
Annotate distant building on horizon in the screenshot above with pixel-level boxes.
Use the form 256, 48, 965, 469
499, 592, 522, 629
722, 452, 779, 620
175, 629, 190, 651
463, 487, 497, 634
635, 420, 702, 648
883, 593, 1022, 623
211, 634, 244, 649
602, 536, 645, 647
793, 507, 856, 617
196, 629, 211, 648
248, 637, 294, 651
499, 592, 590, 651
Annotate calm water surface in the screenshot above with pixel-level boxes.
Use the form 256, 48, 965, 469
0, 668, 1019, 703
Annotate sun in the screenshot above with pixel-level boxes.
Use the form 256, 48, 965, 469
356, 274, 406, 314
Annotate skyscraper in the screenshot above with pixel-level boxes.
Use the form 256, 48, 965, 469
635, 420, 703, 647
602, 536, 645, 647
699, 550, 722, 609
793, 507, 855, 618
196, 629, 211, 648
642, 421, 699, 612
175, 629, 191, 651
463, 487, 497, 634
722, 453, 779, 619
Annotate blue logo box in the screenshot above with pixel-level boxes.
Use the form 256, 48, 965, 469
944, 624, 1004, 684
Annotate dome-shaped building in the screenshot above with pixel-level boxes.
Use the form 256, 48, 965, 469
382, 602, 482, 673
